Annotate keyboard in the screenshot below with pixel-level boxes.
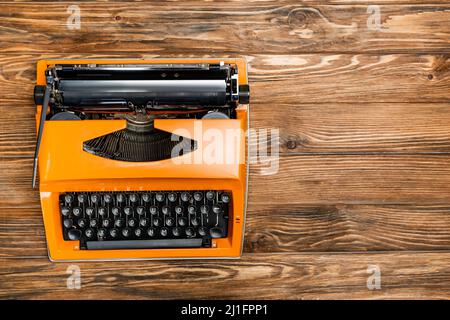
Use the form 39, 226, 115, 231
60, 190, 230, 250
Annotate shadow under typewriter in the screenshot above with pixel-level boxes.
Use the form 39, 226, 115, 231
83, 114, 197, 162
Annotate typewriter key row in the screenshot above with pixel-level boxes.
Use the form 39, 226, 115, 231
59, 191, 231, 249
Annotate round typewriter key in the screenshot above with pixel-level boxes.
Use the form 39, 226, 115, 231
139, 218, 149, 227
193, 192, 203, 202
102, 219, 111, 228
116, 193, 125, 203
175, 206, 183, 214
98, 207, 107, 217
124, 206, 133, 216
78, 219, 87, 228
221, 193, 230, 203
63, 218, 73, 229
172, 227, 180, 237
200, 205, 209, 214
185, 227, 195, 238
85, 228, 94, 238
178, 217, 187, 227
72, 207, 82, 217
147, 227, 156, 237
135, 228, 143, 237
104, 194, 112, 204
155, 193, 165, 202
206, 191, 215, 201
110, 228, 118, 238
112, 207, 120, 217
191, 217, 199, 227
198, 227, 207, 236
136, 206, 145, 215
153, 217, 161, 227
61, 206, 70, 217
64, 194, 74, 204
97, 228, 106, 239
210, 227, 223, 238
115, 219, 125, 228
168, 192, 177, 202
142, 193, 151, 202
181, 192, 190, 202
160, 227, 168, 237
149, 206, 158, 215
128, 218, 137, 228
90, 194, 99, 204
68, 229, 81, 241
162, 206, 170, 215
122, 228, 131, 238
165, 217, 174, 227
89, 219, 98, 228
212, 204, 222, 214
85, 207, 94, 217
129, 194, 138, 203
188, 205, 196, 214
77, 194, 87, 203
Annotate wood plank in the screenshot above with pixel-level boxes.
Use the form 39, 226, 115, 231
4, 204, 450, 258
2, 252, 450, 299
3, 155, 450, 207
0, 2, 449, 54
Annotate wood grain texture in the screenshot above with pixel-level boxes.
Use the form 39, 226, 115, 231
2, 252, 450, 299
0, 2, 449, 54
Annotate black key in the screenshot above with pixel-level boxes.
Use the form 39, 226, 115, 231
178, 217, 187, 227
155, 193, 165, 202
98, 207, 107, 217
116, 193, 125, 203
64, 194, 74, 204
77, 194, 87, 204
175, 206, 183, 214
147, 227, 156, 237
72, 207, 82, 217
85, 228, 94, 238
102, 219, 111, 228
122, 228, 131, 238
168, 192, 177, 202
185, 227, 195, 238
115, 219, 125, 228
63, 218, 73, 229
206, 191, 215, 201
149, 206, 158, 215
129, 194, 138, 203
97, 228, 106, 238
188, 205, 196, 214
153, 217, 161, 227
90, 194, 99, 204
160, 227, 168, 237
124, 206, 133, 216
193, 192, 203, 202
68, 229, 81, 240
110, 228, 118, 238
181, 192, 190, 202
191, 217, 199, 226
85, 207, 95, 217
212, 204, 222, 214
172, 227, 180, 237
139, 218, 149, 227
135, 228, 143, 237
128, 218, 137, 228
221, 193, 230, 203
111, 207, 120, 217
162, 206, 170, 215
104, 194, 112, 204
90, 219, 98, 228
136, 206, 145, 215
61, 206, 70, 217
210, 227, 223, 238
142, 193, 151, 203
198, 227, 207, 236
165, 217, 174, 227
200, 205, 209, 214
78, 219, 87, 228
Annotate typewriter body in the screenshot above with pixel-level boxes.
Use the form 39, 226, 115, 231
33, 58, 249, 261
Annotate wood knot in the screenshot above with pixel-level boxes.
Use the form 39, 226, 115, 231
287, 10, 308, 28
286, 139, 297, 150
115, 15, 122, 21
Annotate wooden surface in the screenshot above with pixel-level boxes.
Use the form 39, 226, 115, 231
0, 0, 449, 300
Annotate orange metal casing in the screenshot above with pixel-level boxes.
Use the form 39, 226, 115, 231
35, 58, 249, 261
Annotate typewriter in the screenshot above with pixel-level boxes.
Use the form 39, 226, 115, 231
33, 59, 249, 261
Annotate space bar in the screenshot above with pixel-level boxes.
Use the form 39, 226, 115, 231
86, 239, 203, 250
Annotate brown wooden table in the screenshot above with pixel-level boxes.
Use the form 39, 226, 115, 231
0, 0, 449, 299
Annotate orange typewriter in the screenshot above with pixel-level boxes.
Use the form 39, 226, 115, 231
33, 59, 249, 261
